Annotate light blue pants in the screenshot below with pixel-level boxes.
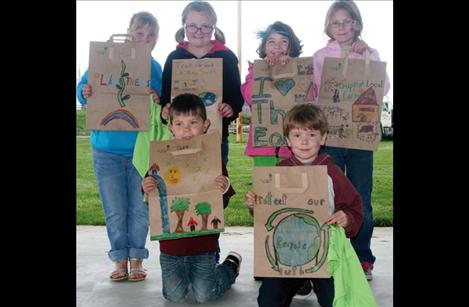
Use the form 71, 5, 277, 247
92, 148, 149, 261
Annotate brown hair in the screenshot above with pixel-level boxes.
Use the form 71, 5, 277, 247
175, 1, 225, 44
256, 21, 303, 58
283, 104, 328, 137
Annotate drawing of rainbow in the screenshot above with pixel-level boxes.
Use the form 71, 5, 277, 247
100, 109, 140, 128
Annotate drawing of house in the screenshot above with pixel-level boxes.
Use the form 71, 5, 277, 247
352, 87, 379, 123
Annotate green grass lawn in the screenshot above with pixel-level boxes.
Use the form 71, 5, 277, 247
77, 131, 393, 226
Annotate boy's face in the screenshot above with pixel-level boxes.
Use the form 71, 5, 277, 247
130, 24, 158, 51
286, 127, 326, 164
169, 113, 210, 140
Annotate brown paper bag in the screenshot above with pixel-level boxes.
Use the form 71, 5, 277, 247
253, 165, 331, 278
251, 57, 315, 147
316, 51, 387, 150
148, 132, 224, 241
86, 35, 152, 131
171, 58, 223, 134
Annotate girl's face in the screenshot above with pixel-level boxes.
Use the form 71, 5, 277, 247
184, 11, 214, 48
286, 127, 326, 164
265, 32, 289, 58
169, 113, 210, 140
130, 24, 158, 51
329, 8, 356, 46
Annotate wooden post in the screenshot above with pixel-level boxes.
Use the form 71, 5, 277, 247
236, 113, 243, 143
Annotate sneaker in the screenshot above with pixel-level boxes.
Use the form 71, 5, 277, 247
295, 280, 313, 297
362, 261, 373, 281
223, 251, 242, 276
253, 276, 264, 281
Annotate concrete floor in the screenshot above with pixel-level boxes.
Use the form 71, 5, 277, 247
77, 226, 392, 307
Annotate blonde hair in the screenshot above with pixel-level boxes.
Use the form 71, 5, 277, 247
128, 11, 159, 39
175, 1, 225, 44
324, 0, 363, 42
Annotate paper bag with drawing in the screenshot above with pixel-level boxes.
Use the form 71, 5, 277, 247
87, 35, 152, 131
171, 58, 223, 134
251, 57, 316, 147
316, 52, 387, 150
148, 132, 224, 241
253, 165, 331, 278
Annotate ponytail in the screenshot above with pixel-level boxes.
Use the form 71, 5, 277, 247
175, 27, 185, 43
214, 27, 225, 44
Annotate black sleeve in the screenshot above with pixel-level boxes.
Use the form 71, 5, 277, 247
160, 53, 174, 124
222, 52, 244, 123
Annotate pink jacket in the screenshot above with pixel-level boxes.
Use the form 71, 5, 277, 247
313, 40, 391, 96
240, 61, 293, 158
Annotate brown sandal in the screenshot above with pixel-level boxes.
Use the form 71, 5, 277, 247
110, 259, 128, 281
128, 258, 147, 282
110, 267, 128, 281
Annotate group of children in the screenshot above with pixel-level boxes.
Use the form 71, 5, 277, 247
77, 1, 390, 306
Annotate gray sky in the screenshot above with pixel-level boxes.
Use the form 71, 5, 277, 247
77, 0, 393, 103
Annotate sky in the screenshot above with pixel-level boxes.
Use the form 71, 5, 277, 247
76, 0, 393, 104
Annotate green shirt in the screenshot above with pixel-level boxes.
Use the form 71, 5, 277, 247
132, 96, 172, 178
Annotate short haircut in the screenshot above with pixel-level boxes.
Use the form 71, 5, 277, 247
169, 93, 207, 123
283, 104, 328, 137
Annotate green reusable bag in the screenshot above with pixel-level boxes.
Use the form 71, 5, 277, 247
132, 95, 171, 178
328, 226, 377, 307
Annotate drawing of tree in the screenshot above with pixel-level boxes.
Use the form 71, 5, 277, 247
171, 197, 189, 232
195, 202, 212, 230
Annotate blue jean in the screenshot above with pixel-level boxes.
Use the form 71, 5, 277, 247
258, 277, 334, 307
160, 252, 237, 303
222, 134, 229, 166
217, 134, 229, 263
92, 148, 149, 261
321, 146, 376, 265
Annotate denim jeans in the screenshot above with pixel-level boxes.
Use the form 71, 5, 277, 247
92, 148, 149, 261
258, 277, 334, 307
321, 146, 376, 265
222, 134, 229, 166
217, 134, 229, 263
160, 252, 237, 303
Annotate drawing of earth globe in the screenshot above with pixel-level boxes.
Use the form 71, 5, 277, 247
273, 214, 320, 266
199, 92, 217, 106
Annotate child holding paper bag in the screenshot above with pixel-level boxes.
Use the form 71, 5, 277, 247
76, 11, 163, 282
142, 93, 241, 303
313, 0, 391, 281
246, 104, 373, 307
241, 21, 313, 167
159, 1, 244, 166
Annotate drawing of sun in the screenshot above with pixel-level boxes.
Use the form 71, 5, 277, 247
163, 166, 182, 184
